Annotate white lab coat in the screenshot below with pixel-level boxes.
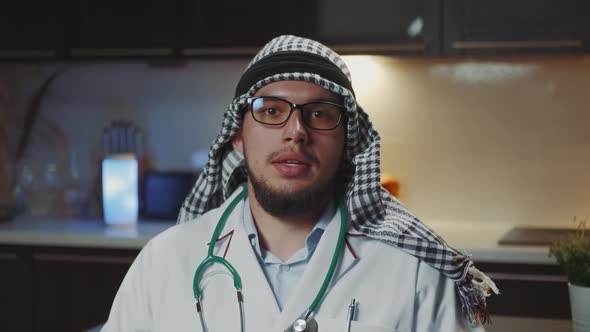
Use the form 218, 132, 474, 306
102, 189, 471, 332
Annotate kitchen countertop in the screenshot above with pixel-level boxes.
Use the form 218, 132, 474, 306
0, 216, 558, 265
426, 220, 558, 265
0, 216, 174, 250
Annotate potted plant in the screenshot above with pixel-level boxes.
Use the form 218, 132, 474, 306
549, 217, 590, 332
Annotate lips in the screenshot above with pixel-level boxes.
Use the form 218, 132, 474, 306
271, 152, 313, 177
272, 152, 311, 165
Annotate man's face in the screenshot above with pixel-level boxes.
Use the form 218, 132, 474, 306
232, 80, 346, 216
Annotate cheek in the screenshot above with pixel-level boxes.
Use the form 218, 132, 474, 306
331, 127, 346, 156
241, 120, 275, 157
318, 131, 346, 167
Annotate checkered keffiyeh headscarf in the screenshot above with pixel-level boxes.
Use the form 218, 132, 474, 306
178, 35, 498, 324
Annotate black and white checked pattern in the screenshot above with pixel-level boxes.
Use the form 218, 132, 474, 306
178, 35, 496, 324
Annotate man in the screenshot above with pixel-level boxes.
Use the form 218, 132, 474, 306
103, 35, 497, 332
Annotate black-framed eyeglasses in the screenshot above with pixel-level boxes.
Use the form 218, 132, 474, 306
246, 96, 346, 131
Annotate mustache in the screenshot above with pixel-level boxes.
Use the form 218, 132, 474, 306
267, 148, 319, 164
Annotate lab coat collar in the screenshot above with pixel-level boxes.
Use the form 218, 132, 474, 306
210, 192, 361, 332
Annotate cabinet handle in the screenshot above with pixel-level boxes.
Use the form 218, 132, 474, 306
0, 49, 57, 58
71, 48, 173, 57
487, 272, 567, 283
332, 43, 425, 53
33, 253, 135, 264
0, 253, 18, 261
453, 40, 582, 49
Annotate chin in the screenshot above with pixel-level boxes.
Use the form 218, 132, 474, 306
274, 178, 319, 192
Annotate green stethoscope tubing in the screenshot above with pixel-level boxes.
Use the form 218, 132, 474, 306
193, 188, 247, 298
192, 185, 347, 327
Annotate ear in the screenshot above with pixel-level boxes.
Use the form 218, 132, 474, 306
231, 128, 244, 154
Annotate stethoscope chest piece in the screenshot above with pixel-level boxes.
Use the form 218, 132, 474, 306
287, 318, 318, 332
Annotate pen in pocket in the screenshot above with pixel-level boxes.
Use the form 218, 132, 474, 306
345, 299, 356, 332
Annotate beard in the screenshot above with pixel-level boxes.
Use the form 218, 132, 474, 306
244, 153, 342, 218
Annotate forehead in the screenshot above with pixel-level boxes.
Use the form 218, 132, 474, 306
253, 81, 340, 104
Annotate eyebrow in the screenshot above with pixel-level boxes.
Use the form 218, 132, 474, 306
262, 94, 342, 104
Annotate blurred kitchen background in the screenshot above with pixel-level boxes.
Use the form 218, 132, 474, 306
1, 0, 589, 331
3, 55, 590, 225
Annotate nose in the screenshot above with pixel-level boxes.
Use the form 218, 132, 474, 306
282, 108, 310, 145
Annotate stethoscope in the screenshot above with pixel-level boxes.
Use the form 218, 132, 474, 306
192, 186, 346, 332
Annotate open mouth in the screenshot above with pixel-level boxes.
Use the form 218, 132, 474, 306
281, 160, 305, 165
271, 152, 313, 177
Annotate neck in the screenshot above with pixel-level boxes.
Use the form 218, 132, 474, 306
247, 182, 330, 262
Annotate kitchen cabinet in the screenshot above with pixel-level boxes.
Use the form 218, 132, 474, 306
67, 0, 179, 57
3, 0, 590, 60
478, 262, 570, 319
181, 0, 316, 55
0, 247, 33, 332
0, 245, 137, 332
1, 0, 440, 60
315, 0, 439, 55
33, 247, 136, 331
442, 0, 590, 55
0, 1, 67, 59
181, 0, 439, 56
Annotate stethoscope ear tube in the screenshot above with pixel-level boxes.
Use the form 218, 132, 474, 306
193, 187, 247, 301
193, 187, 248, 332
193, 255, 242, 297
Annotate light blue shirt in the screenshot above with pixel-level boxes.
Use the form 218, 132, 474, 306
242, 197, 335, 311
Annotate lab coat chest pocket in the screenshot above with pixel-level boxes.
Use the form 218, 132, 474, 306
316, 317, 398, 332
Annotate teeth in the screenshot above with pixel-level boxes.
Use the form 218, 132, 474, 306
284, 160, 300, 164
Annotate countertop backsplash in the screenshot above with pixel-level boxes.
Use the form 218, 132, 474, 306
1, 56, 589, 225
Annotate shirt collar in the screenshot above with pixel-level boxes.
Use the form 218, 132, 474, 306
242, 196, 336, 262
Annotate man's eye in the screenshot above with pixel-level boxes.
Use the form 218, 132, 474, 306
311, 110, 325, 118
264, 108, 278, 115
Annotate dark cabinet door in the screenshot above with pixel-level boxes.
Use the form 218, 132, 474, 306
443, 0, 590, 55
32, 249, 136, 332
182, 0, 437, 56
315, 0, 437, 55
182, 0, 317, 55
0, 1, 66, 59
68, 0, 179, 57
478, 262, 571, 319
0, 247, 33, 332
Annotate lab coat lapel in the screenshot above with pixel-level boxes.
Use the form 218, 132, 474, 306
220, 202, 282, 329
271, 208, 359, 332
